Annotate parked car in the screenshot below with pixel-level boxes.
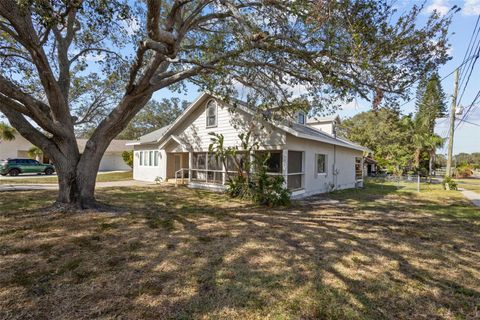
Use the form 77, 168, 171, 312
0, 158, 55, 176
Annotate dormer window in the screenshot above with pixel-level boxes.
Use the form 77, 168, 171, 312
206, 100, 217, 127
297, 111, 305, 125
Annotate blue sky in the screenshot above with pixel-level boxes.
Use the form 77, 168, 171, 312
153, 0, 480, 155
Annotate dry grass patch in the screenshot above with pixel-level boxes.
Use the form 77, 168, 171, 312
0, 182, 479, 319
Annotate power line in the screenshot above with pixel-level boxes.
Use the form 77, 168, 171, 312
458, 118, 480, 127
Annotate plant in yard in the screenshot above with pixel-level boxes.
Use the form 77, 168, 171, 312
442, 176, 457, 191
0, 122, 15, 141
0, 0, 453, 209
28, 146, 43, 160
455, 163, 473, 178
121, 151, 134, 168
209, 132, 290, 206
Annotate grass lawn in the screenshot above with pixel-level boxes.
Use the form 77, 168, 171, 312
456, 178, 480, 194
0, 181, 479, 319
0, 170, 132, 184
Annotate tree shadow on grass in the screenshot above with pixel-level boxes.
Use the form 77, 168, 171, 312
0, 184, 479, 319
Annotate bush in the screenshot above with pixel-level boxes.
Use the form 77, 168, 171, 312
225, 154, 291, 207
455, 163, 473, 178
122, 150, 133, 168
442, 176, 457, 190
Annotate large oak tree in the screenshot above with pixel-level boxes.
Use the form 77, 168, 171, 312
0, 0, 453, 209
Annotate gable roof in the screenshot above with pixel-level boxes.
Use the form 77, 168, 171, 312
126, 125, 171, 146
306, 115, 341, 124
130, 92, 368, 152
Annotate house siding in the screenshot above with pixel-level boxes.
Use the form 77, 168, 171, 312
132, 144, 166, 182
169, 98, 286, 151
285, 134, 363, 197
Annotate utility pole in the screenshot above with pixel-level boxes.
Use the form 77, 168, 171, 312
446, 68, 459, 178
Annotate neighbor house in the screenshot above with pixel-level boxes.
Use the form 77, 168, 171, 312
128, 92, 368, 198
0, 133, 134, 171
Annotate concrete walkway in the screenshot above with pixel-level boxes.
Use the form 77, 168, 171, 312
0, 180, 153, 192
460, 188, 480, 207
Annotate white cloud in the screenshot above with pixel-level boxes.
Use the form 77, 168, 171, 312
463, 0, 480, 15
424, 0, 451, 16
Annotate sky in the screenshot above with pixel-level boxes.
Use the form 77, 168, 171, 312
152, 0, 480, 155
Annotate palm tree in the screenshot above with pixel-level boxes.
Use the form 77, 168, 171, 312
423, 135, 445, 176
0, 123, 15, 141
412, 131, 444, 176
28, 146, 43, 161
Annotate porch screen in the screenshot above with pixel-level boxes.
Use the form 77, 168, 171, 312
355, 157, 363, 180
287, 151, 303, 190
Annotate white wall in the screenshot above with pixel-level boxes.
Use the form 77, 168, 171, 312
99, 153, 132, 171
307, 122, 334, 135
133, 144, 166, 182
170, 98, 286, 151
286, 134, 363, 197
0, 135, 33, 160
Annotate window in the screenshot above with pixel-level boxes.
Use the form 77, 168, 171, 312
297, 111, 305, 124
149, 151, 153, 167
206, 100, 217, 127
226, 153, 246, 172
316, 154, 326, 174
154, 151, 159, 166
287, 151, 304, 190
193, 153, 206, 169
355, 157, 363, 180
139, 151, 143, 166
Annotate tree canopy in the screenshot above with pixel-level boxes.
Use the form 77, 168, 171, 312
0, 0, 455, 208
339, 108, 415, 173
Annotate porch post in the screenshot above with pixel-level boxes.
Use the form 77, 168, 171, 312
282, 149, 288, 188
222, 161, 227, 185
188, 151, 193, 183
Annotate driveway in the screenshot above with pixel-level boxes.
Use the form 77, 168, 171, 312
0, 180, 153, 191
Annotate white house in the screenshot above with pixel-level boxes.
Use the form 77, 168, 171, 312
128, 92, 368, 198
0, 134, 134, 171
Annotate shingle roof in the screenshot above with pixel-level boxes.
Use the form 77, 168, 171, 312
126, 125, 171, 145
76, 139, 134, 152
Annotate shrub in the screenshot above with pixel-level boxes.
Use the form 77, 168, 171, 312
455, 163, 473, 178
442, 176, 457, 190
122, 150, 133, 168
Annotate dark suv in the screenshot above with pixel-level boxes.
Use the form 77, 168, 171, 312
0, 158, 55, 176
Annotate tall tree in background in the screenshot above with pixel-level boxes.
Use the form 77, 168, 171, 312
338, 108, 415, 173
0, 0, 453, 209
413, 73, 447, 174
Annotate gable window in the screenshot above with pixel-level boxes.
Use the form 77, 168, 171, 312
297, 111, 305, 124
316, 154, 327, 174
206, 100, 217, 127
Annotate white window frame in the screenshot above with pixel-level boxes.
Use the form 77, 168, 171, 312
206, 99, 218, 128
139, 151, 143, 166
315, 153, 327, 176
154, 151, 159, 166
149, 151, 153, 167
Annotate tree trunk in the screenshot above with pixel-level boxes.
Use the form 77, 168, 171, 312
55, 160, 98, 209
